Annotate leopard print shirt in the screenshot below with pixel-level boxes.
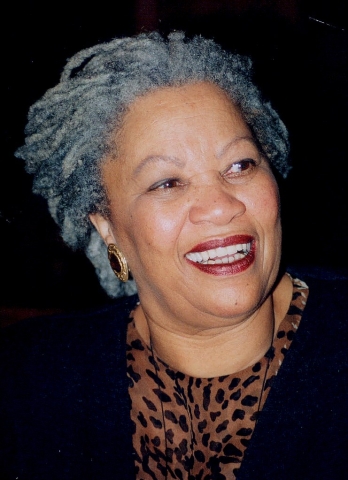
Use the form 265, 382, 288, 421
127, 275, 308, 479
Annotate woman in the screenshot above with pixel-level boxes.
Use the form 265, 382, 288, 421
1, 31, 347, 479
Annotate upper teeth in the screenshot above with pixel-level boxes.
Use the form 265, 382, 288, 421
186, 242, 251, 264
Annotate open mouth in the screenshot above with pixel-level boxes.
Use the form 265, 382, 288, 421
185, 235, 255, 275
185, 242, 251, 265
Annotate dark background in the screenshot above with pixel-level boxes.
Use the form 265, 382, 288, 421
1, 0, 347, 325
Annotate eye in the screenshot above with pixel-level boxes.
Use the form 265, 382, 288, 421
149, 178, 183, 191
223, 159, 257, 179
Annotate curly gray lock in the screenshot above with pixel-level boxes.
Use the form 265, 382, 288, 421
15, 31, 290, 298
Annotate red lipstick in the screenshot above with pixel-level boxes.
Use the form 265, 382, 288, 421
187, 235, 254, 253
185, 235, 255, 276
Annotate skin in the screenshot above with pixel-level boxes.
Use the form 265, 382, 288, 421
90, 82, 293, 377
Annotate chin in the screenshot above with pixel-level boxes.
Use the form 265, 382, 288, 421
190, 263, 278, 320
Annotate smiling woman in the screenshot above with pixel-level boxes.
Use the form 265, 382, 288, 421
90, 82, 283, 377
1, 31, 347, 480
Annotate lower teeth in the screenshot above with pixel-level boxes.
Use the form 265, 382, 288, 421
203, 251, 247, 264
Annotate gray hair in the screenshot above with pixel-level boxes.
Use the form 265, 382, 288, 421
15, 31, 290, 298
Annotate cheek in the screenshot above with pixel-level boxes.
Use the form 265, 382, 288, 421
119, 199, 186, 255
260, 194, 280, 224
256, 178, 280, 225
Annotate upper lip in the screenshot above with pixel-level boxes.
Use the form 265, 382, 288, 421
186, 235, 254, 254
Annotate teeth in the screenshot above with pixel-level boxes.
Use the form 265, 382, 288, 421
186, 242, 251, 264
201, 251, 209, 261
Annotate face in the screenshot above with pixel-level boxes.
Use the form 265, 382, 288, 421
93, 82, 281, 331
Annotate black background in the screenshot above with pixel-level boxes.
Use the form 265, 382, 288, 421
1, 0, 347, 322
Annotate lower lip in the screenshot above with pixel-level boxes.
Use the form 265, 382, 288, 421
186, 243, 255, 276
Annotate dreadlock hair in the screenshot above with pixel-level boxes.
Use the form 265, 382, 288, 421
15, 31, 290, 298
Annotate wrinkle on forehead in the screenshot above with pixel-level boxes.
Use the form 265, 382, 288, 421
108, 82, 256, 175
133, 155, 186, 178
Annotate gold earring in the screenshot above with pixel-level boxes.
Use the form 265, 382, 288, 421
107, 244, 129, 282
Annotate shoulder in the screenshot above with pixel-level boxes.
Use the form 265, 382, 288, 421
1, 294, 138, 342
287, 263, 348, 287
0, 295, 138, 478
273, 266, 348, 391
0, 294, 139, 378
287, 264, 348, 328
288, 266, 348, 359
238, 267, 348, 480
274, 267, 348, 413
240, 267, 348, 479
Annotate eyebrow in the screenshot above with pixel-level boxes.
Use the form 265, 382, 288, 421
217, 135, 259, 159
132, 155, 186, 178
132, 135, 259, 178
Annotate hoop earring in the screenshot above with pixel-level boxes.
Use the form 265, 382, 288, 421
107, 244, 129, 282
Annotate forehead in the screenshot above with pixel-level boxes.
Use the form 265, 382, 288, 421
102, 82, 258, 191
116, 82, 248, 145
129, 81, 233, 111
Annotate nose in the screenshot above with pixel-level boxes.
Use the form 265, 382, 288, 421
188, 183, 246, 226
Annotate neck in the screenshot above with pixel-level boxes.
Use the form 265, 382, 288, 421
134, 273, 292, 378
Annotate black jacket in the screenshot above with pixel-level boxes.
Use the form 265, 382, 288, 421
1, 269, 347, 479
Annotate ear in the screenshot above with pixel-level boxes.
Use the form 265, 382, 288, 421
89, 213, 116, 246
